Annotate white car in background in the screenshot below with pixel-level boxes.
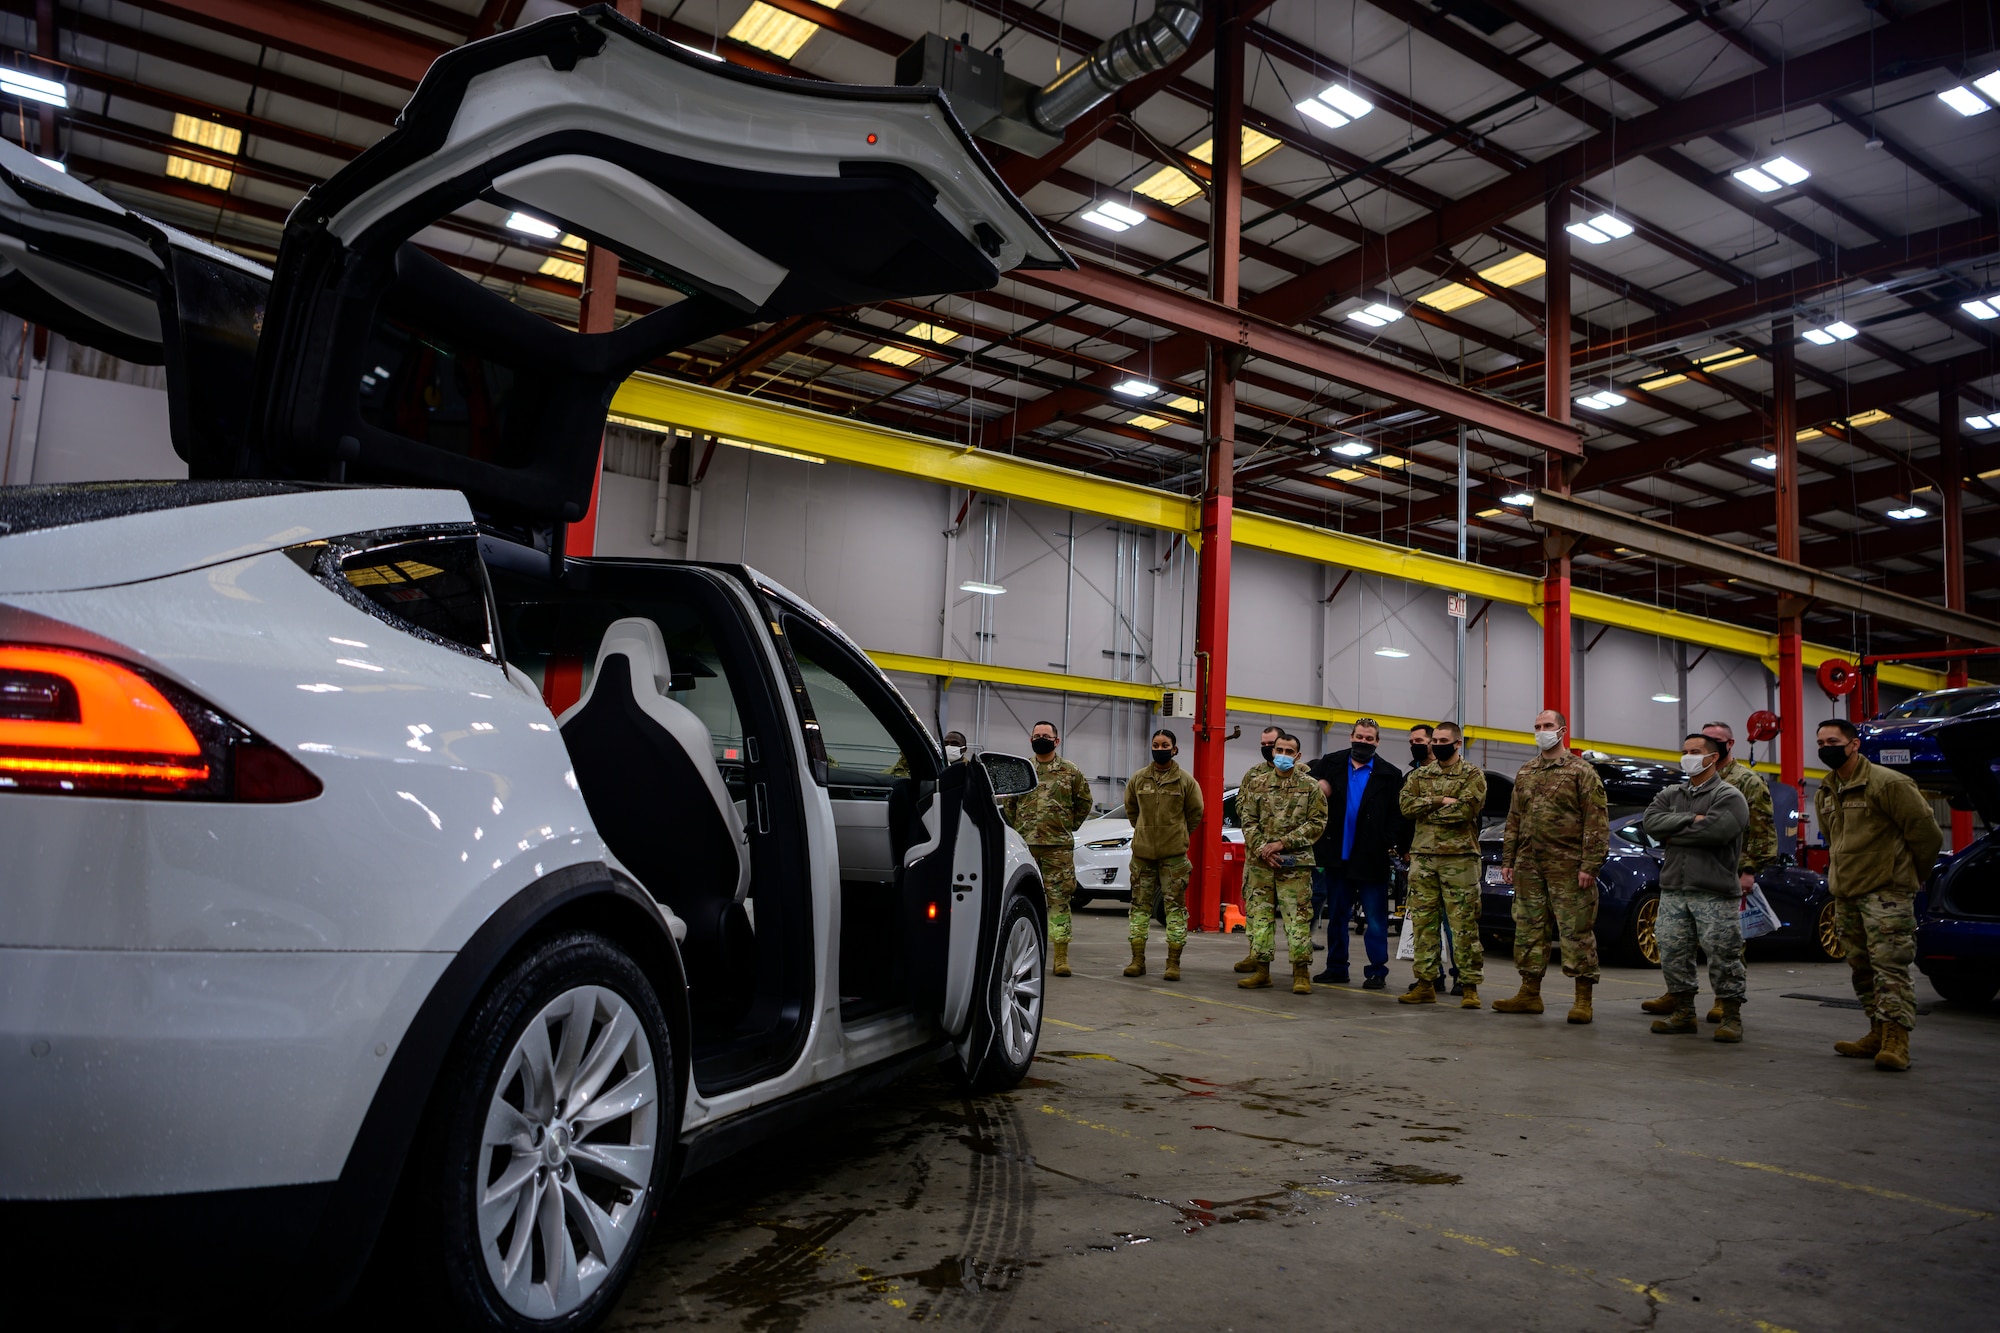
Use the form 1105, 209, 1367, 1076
1071, 786, 1244, 909
0, 10, 1069, 1329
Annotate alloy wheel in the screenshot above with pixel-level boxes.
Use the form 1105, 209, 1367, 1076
997, 915, 1044, 1066
476, 984, 660, 1319
1636, 897, 1661, 966
1817, 900, 1843, 961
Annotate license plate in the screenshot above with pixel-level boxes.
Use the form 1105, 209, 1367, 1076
1484, 865, 1507, 885
1878, 749, 1911, 765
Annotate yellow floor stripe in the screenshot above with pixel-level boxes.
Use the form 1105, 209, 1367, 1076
1144, 987, 1301, 1019
1671, 1149, 1993, 1219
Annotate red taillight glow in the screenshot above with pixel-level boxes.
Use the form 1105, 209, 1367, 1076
0, 646, 210, 793
926, 902, 939, 920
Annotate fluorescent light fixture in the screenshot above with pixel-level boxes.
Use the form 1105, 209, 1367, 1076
1763, 155, 1810, 185
1296, 97, 1353, 130
1801, 327, 1836, 345
1082, 199, 1145, 232
1133, 164, 1202, 207
1846, 408, 1891, 427
1639, 372, 1687, 391
1476, 507, 1504, 518
1962, 298, 1998, 320
0, 68, 66, 108
1700, 353, 1759, 372
868, 345, 922, 367
1347, 302, 1403, 328
1326, 467, 1366, 481
1590, 213, 1634, 239
1939, 85, 1991, 117
1500, 492, 1534, 505
1824, 320, 1858, 339
1576, 392, 1626, 410
1166, 395, 1203, 412
1300, 83, 1374, 129
538, 255, 585, 283
1751, 453, 1778, 470
1565, 221, 1610, 245
1966, 415, 1993, 430
35, 156, 62, 174
1974, 71, 2000, 102
1796, 428, 1824, 441
1191, 128, 1282, 168
1732, 166, 1781, 193
1333, 441, 1374, 458
1373, 646, 1410, 659
958, 580, 1007, 595
718, 436, 825, 464
727, 0, 843, 60
1374, 455, 1408, 468
1127, 413, 1169, 430
506, 211, 561, 240
1419, 282, 1483, 311
1478, 253, 1545, 287
1575, 394, 1611, 411
1886, 507, 1928, 520
1651, 693, 1681, 704
1111, 378, 1158, 397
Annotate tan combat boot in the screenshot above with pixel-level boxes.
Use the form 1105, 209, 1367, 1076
1122, 941, 1146, 978
1292, 964, 1313, 996
1233, 948, 1261, 974
1874, 1023, 1911, 1071
1051, 942, 1071, 978
1706, 1000, 1724, 1025
1834, 1019, 1884, 1058
1649, 993, 1698, 1034
1713, 996, 1743, 1043
1640, 991, 1679, 1015
1398, 979, 1437, 1005
1163, 944, 1183, 982
1238, 961, 1272, 990
1567, 978, 1594, 1025
1459, 984, 1481, 1010
1492, 975, 1544, 1015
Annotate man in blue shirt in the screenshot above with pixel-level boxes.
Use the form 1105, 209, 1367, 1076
1309, 719, 1411, 988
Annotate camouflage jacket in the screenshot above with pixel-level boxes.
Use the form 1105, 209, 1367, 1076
1502, 748, 1608, 869
1237, 764, 1328, 867
1124, 761, 1204, 861
1815, 755, 1944, 900
1003, 755, 1094, 846
1398, 761, 1487, 856
1716, 760, 1777, 874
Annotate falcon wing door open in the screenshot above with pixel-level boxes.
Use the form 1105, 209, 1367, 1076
248, 3, 1069, 528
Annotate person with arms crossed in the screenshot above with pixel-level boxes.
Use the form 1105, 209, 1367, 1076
1122, 728, 1204, 982
1815, 718, 1943, 1072
1640, 735, 1750, 1042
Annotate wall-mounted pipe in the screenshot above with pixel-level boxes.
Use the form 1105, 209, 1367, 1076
1029, 0, 1201, 135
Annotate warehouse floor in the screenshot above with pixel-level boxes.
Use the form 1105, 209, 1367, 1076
606, 907, 1999, 1332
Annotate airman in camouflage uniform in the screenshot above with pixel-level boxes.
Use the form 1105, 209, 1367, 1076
1398, 723, 1487, 1008
1236, 732, 1328, 995
1231, 726, 1283, 972
1644, 721, 1779, 1022
1494, 710, 1609, 1023
1122, 728, 1204, 981
1815, 720, 1943, 1072
1002, 721, 1095, 977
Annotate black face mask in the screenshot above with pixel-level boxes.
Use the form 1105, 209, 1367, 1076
1432, 742, 1458, 763
1350, 741, 1377, 762
1031, 736, 1056, 756
1411, 742, 1431, 764
1260, 743, 1276, 763
1818, 744, 1852, 772
1152, 748, 1175, 766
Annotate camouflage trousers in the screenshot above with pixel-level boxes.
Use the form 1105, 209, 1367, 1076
1130, 853, 1191, 947
1409, 855, 1484, 985
1030, 845, 1077, 946
1657, 890, 1745, 1001
1512, 856, 1600, 982
1243, 862, 1314, 965
1837, 889, 1917, 1030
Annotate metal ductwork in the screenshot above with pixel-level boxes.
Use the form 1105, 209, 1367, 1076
1028, 0, 1202, 135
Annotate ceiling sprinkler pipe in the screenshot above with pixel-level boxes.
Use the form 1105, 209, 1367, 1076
1029, 0, 1202, 135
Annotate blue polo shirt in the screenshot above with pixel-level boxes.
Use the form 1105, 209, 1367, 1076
1341, 756, 1373, 863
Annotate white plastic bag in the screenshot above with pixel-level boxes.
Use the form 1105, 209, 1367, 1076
1739, 883, 1780, 940
1396, 913, 1416, 960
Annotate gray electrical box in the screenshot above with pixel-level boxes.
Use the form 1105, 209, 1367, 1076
895, 34, 1063, 157
1161, 689, 1197, 719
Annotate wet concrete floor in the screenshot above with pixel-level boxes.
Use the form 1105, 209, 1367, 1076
607, 906, 2000, 1332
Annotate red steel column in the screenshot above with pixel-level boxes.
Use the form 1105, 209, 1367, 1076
1773, 319, 1805, 792
1188, 3, 1243, 934
1541, 188, 1572, 721
1942, 370, 1973, 849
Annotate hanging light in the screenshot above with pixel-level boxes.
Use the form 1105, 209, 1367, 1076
1651, 692, 1681, 704
958, 580, 1007, 595
1373, 646, 1410, 659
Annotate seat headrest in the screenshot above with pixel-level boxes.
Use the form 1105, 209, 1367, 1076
592, 617, 673, 697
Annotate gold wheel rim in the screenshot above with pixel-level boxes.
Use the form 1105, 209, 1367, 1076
1817, 900, 1842, 960
1637, 897, 1661, 966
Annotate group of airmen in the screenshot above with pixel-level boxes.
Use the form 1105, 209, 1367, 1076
998, 706, 1942, 1071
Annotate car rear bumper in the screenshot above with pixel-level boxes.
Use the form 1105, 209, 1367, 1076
0, 946, 448, 1200
1917, 918, 2000, 975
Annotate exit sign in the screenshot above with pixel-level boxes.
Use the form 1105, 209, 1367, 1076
1446, 594, 1467, 619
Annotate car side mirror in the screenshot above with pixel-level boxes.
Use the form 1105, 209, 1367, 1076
979, 752, 1038, 798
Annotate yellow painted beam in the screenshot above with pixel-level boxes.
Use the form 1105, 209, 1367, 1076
868, 651, 1161, 703
615, 374, 1949, 693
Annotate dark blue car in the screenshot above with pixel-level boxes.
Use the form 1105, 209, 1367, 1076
1916, 716, 2000, 1007
1477, 756, 1839, 967
1859, 686, 2000, 797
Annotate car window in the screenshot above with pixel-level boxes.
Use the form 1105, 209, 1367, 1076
333, 532, 499, 661
782, 614, 932, 791
1885, 691, 2000, 720
1616, 823, 1657, 848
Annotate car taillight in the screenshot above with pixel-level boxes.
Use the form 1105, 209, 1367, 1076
0, 644, 322, 802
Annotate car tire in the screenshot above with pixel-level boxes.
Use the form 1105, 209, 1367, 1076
1814, 899, 1845, 963
1622, 891, 1662, 968
1930, 973, 2000, 1008
403, 930, 674, 1332
1070, 891, 1094, 910
964, 894, 1045, 1095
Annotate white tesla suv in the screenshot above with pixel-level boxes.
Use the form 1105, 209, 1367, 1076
0, 9, 1068, 1328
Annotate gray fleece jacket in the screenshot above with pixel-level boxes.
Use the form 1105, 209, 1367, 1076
1641, 772, 1749, 896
